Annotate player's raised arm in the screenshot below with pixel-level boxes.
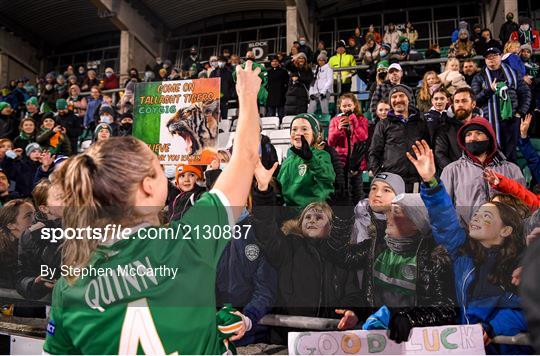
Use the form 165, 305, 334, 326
213, 61, 261, 221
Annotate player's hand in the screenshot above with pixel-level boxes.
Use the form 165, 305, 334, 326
254, 160, 278, 192
336, 309, 358, 330
235, 60, 261, 101
230, 311, 251, 341
483, 169, 500, 187
406, 140, 435, 182
520, 113, 532, 139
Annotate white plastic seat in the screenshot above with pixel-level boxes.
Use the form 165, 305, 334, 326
227, 108, 238, 118
280, 115, 296, 129
217, 131, 231, 149
261, 116, 280, 130
267, 129, 291, 145
219, 119, 231, 133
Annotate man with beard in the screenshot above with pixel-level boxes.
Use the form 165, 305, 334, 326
368, 84, 429, 193
434, 88, 480, 170
440, 117, 524, 223
461, 59, 478, 86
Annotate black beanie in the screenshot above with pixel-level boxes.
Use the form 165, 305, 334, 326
461, 123, 493, 149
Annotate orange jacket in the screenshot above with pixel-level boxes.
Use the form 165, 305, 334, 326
492, 172, 540, 211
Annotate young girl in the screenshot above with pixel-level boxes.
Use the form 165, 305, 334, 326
42, 61, 262, 354
416, 71, 442, 113
374, 100, 390, 122
93, 123, 112, 143
0, 199, 35, 288
16, 179, 62, 300
13, 118, 37, 154
409, 140, 533, 354
253, 163, 362, 337
438, 58, 468, 95
502, 40, 526, 77
278, 113, 335, 209
423, 87, 451, 141
36, 113, 71, 156
328, 94, 369, 171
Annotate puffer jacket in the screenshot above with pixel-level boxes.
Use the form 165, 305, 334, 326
440, 117, 525, 224
489, 173, 539, 211
368, 108, 429, 184
328, 113, 369, 171
284, 81, 308, 116
252, 187, 363, 319
323, 214, 457, 328
434, 115, 466, 170
421, 182, 532, 355
16, 218, 62, 300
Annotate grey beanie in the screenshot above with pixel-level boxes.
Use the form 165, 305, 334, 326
388, 84, 413, 103
317, 52, 328, 62
392, 193, 431, 236
25, 142, 42, 156
371, 172, 405, 195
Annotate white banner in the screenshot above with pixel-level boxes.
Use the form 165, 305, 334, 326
288, 324, 485, 355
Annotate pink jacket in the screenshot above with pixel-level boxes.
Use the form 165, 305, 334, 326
328, 113, 369, 171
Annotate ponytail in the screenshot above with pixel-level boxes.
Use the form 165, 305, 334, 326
53, 137, 157, 281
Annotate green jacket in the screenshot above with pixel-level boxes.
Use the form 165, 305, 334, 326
278, 147, 335, 208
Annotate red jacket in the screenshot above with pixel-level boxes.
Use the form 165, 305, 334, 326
328, 113, 369, 171
492, 172, 540, 211
510, 29, 540, 49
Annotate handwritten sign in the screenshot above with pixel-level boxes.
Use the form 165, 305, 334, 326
288, 324, 485, 355
133, 78, 220, 164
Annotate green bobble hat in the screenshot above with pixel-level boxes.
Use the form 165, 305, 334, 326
0, 102, 11, 112
94, 123, 111, 136
290, 113, 320, 138
26, 97, 38, 106
56, 98, 68, 110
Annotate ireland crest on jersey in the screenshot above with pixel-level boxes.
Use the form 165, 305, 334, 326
298, 164, 307, 177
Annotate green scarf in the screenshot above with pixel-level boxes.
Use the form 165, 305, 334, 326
19, 131, 32, 140
495, 81, 513, 121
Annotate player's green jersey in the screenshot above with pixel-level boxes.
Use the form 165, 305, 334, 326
43, 190, 235, 355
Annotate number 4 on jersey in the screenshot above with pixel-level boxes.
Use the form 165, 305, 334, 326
119, 298, 178, 355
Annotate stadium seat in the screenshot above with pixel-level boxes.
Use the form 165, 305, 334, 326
274, 144, 291, 162
261, 116, 280, 130
267, 129, 291, 145
281, 115, 296, 129
219, 119, 231, 133
227, 108, 238, 118
218, 131, 231, 149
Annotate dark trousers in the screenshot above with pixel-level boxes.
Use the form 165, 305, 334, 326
500, 117, 520, 163
266, 106, 285, 120
219, 98, 228, 121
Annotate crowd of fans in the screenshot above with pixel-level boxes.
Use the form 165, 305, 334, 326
1, 13, 540, 354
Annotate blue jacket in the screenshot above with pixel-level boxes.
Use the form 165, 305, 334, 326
518, 137, 540, 183
420, 182, 531, 354
216, 216, 277, 346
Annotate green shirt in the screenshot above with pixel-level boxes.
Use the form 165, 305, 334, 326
277, 147, 335, 209
43, 191, 234, 355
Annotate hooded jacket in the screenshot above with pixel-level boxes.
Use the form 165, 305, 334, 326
278, 146, 335, 209
440, 117, 525, 223
421, 182, 532, 355
323, 207, 457, 329
368, 108, 429, 184
252, 187, 363, 319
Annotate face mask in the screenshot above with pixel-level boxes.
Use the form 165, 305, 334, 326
507, 15, 514, 21
45, 84, 53, 91
465, 140, 490, 156
79, 69, 85, 74
121, 122, 132, 129
299, 40, 306, 46
210, 61, 218, 68
520, 24, 530, 31
219, 162, 228, 170
100, 115, 112, 124
163, 64, 169, 69
130, 72, 137, 77
380, 50, 387, 57
292, 79, 298, 84
5, 150, 17, 159
218, 61, 225, 68
400, 43, 409, 52
105, 72, 113, 77
164, 165, 176, 179
156, 59, 162, 64
235, 207, 250, 224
